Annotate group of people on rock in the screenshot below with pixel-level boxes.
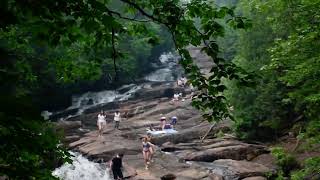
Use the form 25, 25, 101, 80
107, 115, 179, 179
97, 110, 121, 137
160, 116, 177, 130
100, 76, 192, 179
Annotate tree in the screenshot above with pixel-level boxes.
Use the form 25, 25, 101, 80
1, 0, 251, 178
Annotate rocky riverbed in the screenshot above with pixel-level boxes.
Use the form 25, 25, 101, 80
55, 81, 277, 180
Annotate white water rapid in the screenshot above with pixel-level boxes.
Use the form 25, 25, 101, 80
144, 52, 179, 82
70, 84, 141, 114
43, 52, 181, 120
53, 152, 111, 180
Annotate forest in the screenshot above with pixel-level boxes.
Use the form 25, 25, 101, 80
0, 0, 319, 179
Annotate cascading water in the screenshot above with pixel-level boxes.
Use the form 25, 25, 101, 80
144, 52, 181, 82
43, 52, 181, 120
53, 152, 111, 180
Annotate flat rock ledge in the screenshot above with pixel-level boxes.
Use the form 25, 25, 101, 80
193, 159, 271, 180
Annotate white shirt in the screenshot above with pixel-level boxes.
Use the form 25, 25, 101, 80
173, 93, 179, 100
98, 114, 106, 122
114, 112, 121, 121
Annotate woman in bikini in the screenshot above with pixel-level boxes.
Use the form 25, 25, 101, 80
146, 134, 155, 162
142, 137, 152, 169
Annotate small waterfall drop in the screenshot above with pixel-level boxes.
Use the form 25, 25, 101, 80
53, 152, 111, 180
144, 52, 180, 82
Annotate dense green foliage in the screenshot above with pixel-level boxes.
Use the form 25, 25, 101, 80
228, 0, 320, 142
226, 0, 320, 179
291, 157, 320, 180
271, 147, 299, 177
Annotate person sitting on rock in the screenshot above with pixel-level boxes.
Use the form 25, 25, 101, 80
97, 110, 106, 137
161, 174, 177, 180
173, 93, 180, 101
114, 110, 121, 130
160, 116, 166, 130
170, 116, 178, 127
177, 78, 183, 87
109, 153, 124, 180
181, 76, 187, 87
163, 123, 173, 130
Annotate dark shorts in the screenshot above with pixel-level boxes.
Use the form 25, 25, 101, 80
112, 168, 123, 179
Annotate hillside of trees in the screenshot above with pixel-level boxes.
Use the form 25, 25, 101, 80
226, 0, 320, 178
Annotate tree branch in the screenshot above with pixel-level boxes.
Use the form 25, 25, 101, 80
106, 7, 150, 22
119, 0, 164, 24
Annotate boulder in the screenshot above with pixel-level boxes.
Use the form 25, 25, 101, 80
70, 135, 141, 160
242, 177, 267, 180
49, 108, 79, 121
184, 142, 268, 162
152, 123, 209, 145
195, 159, 271, 180
176, 168, 209, 179
55, 120, 81, 131
63, 135, 81, 143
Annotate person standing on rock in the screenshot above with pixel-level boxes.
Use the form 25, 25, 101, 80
114, 110, 121, 130
142, 137, 152, 170
97, 110, 106, 137
146, 134, 156, 163
109, 153, 124, 180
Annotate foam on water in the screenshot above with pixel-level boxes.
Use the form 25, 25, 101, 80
53, 152, 111, 180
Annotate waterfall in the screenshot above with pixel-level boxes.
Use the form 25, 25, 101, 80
144, 52, 180, 82
53, 152, 111, 180
43, 52, 180, 120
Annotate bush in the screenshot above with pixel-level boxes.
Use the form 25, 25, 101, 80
291, 157, 320, 180
271, 147, 299, 176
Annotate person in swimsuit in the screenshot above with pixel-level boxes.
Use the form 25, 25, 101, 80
142, 137, 151, 170
146, 134, 155, 162
97, 110, 106, 137
163, 123, 173, 130
160, 116, 166, 130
